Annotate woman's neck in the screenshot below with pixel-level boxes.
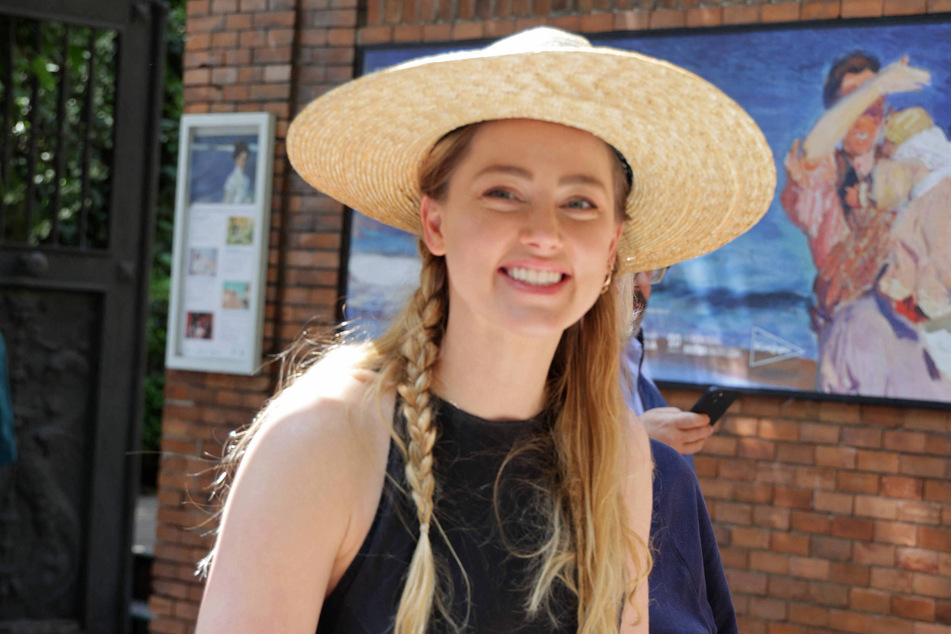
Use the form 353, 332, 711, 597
434, 316, 560, 422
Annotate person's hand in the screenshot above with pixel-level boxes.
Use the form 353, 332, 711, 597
638, 406, 714, 455
873, 57, 931, 96
785, 139, 822, 185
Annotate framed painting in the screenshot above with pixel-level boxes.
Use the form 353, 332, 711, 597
342, 16, 951, 407
166, 112, 275, 375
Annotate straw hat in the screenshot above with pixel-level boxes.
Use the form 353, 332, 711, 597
287, 27, 776, 274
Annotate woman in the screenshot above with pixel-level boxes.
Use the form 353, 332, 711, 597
195, 27, 774, 633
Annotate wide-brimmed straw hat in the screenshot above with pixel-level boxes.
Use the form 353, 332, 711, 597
287, 27, 776, 274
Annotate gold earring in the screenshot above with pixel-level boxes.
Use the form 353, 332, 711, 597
600, 267, 614, 295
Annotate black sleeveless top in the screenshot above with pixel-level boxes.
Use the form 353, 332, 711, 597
317, 397, 577, 633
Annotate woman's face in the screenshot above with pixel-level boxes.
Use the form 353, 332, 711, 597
421, 119, 624, 339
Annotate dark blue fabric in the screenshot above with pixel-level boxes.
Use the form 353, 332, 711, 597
0, 332, 16, 466
649, 440, 737, 634
317, 397, 575, 633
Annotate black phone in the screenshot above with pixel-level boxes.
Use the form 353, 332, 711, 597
690, 386, 739, 425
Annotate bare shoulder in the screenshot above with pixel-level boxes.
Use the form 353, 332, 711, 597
196, 345, 393, 633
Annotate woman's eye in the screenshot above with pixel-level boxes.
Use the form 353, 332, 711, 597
565, 198, 596, 211
485, 188, 518, 201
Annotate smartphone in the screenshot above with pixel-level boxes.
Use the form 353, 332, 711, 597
690, 386, 739, 425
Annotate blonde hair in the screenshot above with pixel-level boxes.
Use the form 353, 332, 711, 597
204, 122, 651, 633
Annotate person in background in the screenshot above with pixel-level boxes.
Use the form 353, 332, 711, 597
0, 331, 16, 467
223, 140, 252, 204
618, 273, 738, 633
622, 268, 714, 456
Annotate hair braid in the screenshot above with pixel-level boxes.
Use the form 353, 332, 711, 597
394, 245, 448, 634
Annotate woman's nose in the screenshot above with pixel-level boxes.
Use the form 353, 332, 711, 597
520, 205, 563, 251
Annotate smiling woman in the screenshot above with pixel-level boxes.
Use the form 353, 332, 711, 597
194, 26, 774, 634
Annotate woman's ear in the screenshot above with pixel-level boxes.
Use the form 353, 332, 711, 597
421, 196, 446, 256
608, 222, 624, 262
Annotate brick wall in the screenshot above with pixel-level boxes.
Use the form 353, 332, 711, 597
150, 1, 951, 632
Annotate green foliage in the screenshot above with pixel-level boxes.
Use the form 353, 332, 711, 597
0, 19, 117, 247
142, 0, 186, 459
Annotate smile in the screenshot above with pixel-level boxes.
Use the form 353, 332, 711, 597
505, 266, 565, 287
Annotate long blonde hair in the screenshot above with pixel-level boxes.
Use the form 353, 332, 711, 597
205, 122, 651, 633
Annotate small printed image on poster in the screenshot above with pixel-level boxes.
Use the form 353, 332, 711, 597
222, 281, 251, 310
226, 216, 254, 246
188, 247, 218, 277
186, 312, 214, 340
188, 134, 258, 205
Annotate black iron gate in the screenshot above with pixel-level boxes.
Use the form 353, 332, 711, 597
0, 1, 165, 632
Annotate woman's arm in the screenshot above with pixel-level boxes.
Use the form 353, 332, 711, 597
620, 410, 653, 634
195, 373, 389, 633
802, 59, 930, 162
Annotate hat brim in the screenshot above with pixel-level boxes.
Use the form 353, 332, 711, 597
287, 37, 776, 274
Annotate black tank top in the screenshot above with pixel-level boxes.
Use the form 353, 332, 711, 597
317, 396, 578, 633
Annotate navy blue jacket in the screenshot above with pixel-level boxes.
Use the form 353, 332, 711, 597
649, 439, 737, 633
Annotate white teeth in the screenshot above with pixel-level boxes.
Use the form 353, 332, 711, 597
508, 267, 562, 286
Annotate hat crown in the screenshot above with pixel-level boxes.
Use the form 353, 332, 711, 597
484, 27, 592, 55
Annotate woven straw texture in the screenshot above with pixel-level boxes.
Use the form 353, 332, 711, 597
287, 28, 777, 274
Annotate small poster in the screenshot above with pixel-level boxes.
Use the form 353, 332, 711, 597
166, 113, 274, 375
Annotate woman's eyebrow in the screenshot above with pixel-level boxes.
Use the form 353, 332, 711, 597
474, 164, 532, 179
474, 165, 607, 189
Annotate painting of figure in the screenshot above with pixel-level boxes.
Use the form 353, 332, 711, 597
343, 18, 951, 406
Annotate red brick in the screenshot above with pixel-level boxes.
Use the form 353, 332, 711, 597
839, 471, 879, 494
726, 569, 768, 595
739, 438, 777, 460
734, 481, 773, 503
925, 480, 951, 503
788, 603, 829, 626
900, 455, 946, 478
808, 580, 850, 608
772, 532, 811, 555
885, 0, 926, 14
716, 501, 753, 525
778, 443, 814, 464
799, 422, 839, 444
920, 527, 951, 552
818, 400, 862, 423
829, 561, 870, 586
871, 567, 914, 593
815, 491, 853, 514
579, 12, 614, 32
649, 8, 686, 29
686, 6, 722, 27
722, 4, 759, 24
789, 556, 831, 580
849, 587, 891, 613
759, 420, 799, 441
842, 0, 884, 17
854, 542, 895, 566
791, 510, 832, 534
874, 521, 918, 546
801, 1, 841, 20
795, 467, 836, 490
769, 575, 810, 600
761, 2, 800, 22
828, 609, 872, 633
833, 516, 874, 541
757, 463, 797, 486
726, 416, 759, 437
749, 596, 787, 620
897, 499, 941, 524
897, 547, 940, 573
750, 551, 789, 574
812, 536, 852, 561
881, 476, 924, 499
856, 450, 899, 473
755, 506, 791, 530
734, 526, 771, 549
884, 430, 927, 452
855, 495, 898, 520
817, 446, 856, 469
841, 427, 882, 448
613, 11, 650, 30
915, 573, 951, 599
